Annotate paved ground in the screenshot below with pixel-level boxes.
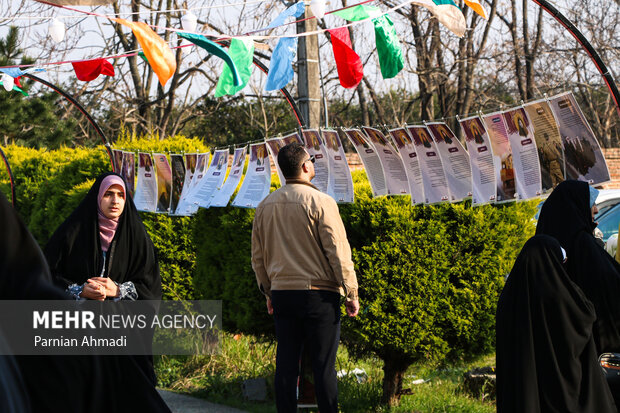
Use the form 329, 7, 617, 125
158, 389, 249, 413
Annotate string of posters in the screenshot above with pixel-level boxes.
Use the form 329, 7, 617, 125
115, 92, 610, 215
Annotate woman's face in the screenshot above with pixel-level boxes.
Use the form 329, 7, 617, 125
100, 184, 126, 219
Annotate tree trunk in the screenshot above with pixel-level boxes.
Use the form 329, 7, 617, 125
381, 357, 410, 407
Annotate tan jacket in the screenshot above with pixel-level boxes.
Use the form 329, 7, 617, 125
251, 180, 358, 301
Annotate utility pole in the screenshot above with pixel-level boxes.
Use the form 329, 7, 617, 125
296, 5, 321, 128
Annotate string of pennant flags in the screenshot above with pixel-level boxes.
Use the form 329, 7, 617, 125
112, 91, 611, 215
0, 0, 488, 95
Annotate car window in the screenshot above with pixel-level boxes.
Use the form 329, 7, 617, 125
596, 199, 620, 220
598, 203, 620, 242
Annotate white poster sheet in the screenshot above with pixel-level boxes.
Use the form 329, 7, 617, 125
265, 132, 303, 185
210, 146, 247, 207
426, 122, 472, 202
192, 149, 229, 208
548, 92, 610, 185
232, 143, 271, 208
459, 116, 496, 206
153, 153, 172, 213
134, 152, 157, 212
502, 108, 542, 200
406, 126, 450, 204
344, 128, 387, 197
121, 151, 135, 198
302, 129, 330, 193
322, 129, 354, 203
482, 113, 517, 202
388, 127, 425, 205
169, 154, 185, 214
362, 127, 409, 195
523, 99, 566, 192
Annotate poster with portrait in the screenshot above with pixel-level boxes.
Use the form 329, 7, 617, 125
388, 127, 425, 205
191, 149, 229, 208
121, 151, 135, 197
459, 116, 496, 206
548, 92, 610, 185
502, 108, 542, 200
523, 98, 566, 192
266, 133, 303, 186
153, 153, 172, 213
482, 113, 517, 202
362, 127, 409, 195
426, 122, 472, 202
112, 149, 124, 173
210, 146, 247, 207
232, 143, 272, 208
302, 129, 330, 193
133, 152, 157, 212
169, 154, 185, 215
344, 128, 387, 197
321, 129, 354, 203
406, 126, 450, 204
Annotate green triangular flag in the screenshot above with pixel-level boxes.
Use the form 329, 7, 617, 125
138, 51, 149, 63
0, 82, 27, 96
178, 32, 241, 87
372, 15, 404, 79
215, 37, 255, 98
332, 4, 381, 21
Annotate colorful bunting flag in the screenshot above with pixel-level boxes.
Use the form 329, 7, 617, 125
178, 32, 241, 87
0, 81, 27, 96
215, 37, 255, 97
328, 28, 363, 88
112, 18, 176, 87
266, 1, 306, 30
372, 15, 404, 79
0, 67, 45, 78
463, 0, 488, 19
71, 59, 115, 82
265, 37, 297, 91
332, 4, 381, 21
411, 0, 467, 37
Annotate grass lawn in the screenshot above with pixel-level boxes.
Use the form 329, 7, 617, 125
155, 332, 496, 412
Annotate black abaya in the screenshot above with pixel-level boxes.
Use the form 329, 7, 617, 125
496, 235, 616, 412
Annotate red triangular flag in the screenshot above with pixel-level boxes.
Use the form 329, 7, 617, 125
71, 59, 115, 82
328, 28, 363, 89
14, 76, 21, 88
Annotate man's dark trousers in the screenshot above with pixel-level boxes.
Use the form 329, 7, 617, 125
272, 290, 341, 413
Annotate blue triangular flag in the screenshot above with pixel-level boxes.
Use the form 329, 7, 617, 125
266, 1, 305, 30
265, 37, 297, 91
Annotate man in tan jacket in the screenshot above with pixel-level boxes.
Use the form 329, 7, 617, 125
252, 143, 359, 413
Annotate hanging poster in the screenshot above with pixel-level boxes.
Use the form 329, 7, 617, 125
302, 129, 330, 193
121, 151, 135, 197
523, 99, 566, 192
322, 129, 354, 203
388, 127, 425, 205
459, 116, 496, 205
133, 152, 157, 212
548, 92, 610, 185
169, 154, 185, 214
426, 122, 472, 202
153, 153, 172, 213
502, 108, 542, 200
210, 146, 247, 207
406, 126, 450, 204
232, 143, 272, 208
266, 132, 303, 185
112, 149, 124, 173
482, 112, 516, 202
344, 128, 387, 197
362, 127, 409, 195
192, 149, 230, 208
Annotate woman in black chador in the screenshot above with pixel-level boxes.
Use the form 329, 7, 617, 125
496, 235, 616, 412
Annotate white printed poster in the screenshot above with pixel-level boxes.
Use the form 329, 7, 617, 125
523, 99, 566, 192
406, 126, 450, 204
502, 108, 542, 200
169, 154, 185, 215
322, 129, 354, 203
210, 146, 247, 207
121, 151, 135, 197
153, 153, 172, 213
134, 152, 157, 212
232, 143, 271, 208
302, 129, 330, 193
426, 122, 472, 202
459, 116, 496, 205
192, 149, 229, 208
388, 127, 425, 205
548, 92, 610, 185
362, 127, 409, 195
482, 112, 516, 202
344, 128, 387, 197
266, 132, 303, 185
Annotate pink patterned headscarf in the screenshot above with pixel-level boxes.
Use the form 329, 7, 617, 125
97, 175, 126, 252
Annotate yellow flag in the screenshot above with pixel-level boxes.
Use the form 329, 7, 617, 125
112, 18, 176, 87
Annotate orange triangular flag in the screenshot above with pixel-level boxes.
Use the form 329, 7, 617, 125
112, 18, 176, 87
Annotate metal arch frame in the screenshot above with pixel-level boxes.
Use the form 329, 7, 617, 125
529, 0, 620, 117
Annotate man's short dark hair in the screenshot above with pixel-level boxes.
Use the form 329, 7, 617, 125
278, 143, 308, 178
